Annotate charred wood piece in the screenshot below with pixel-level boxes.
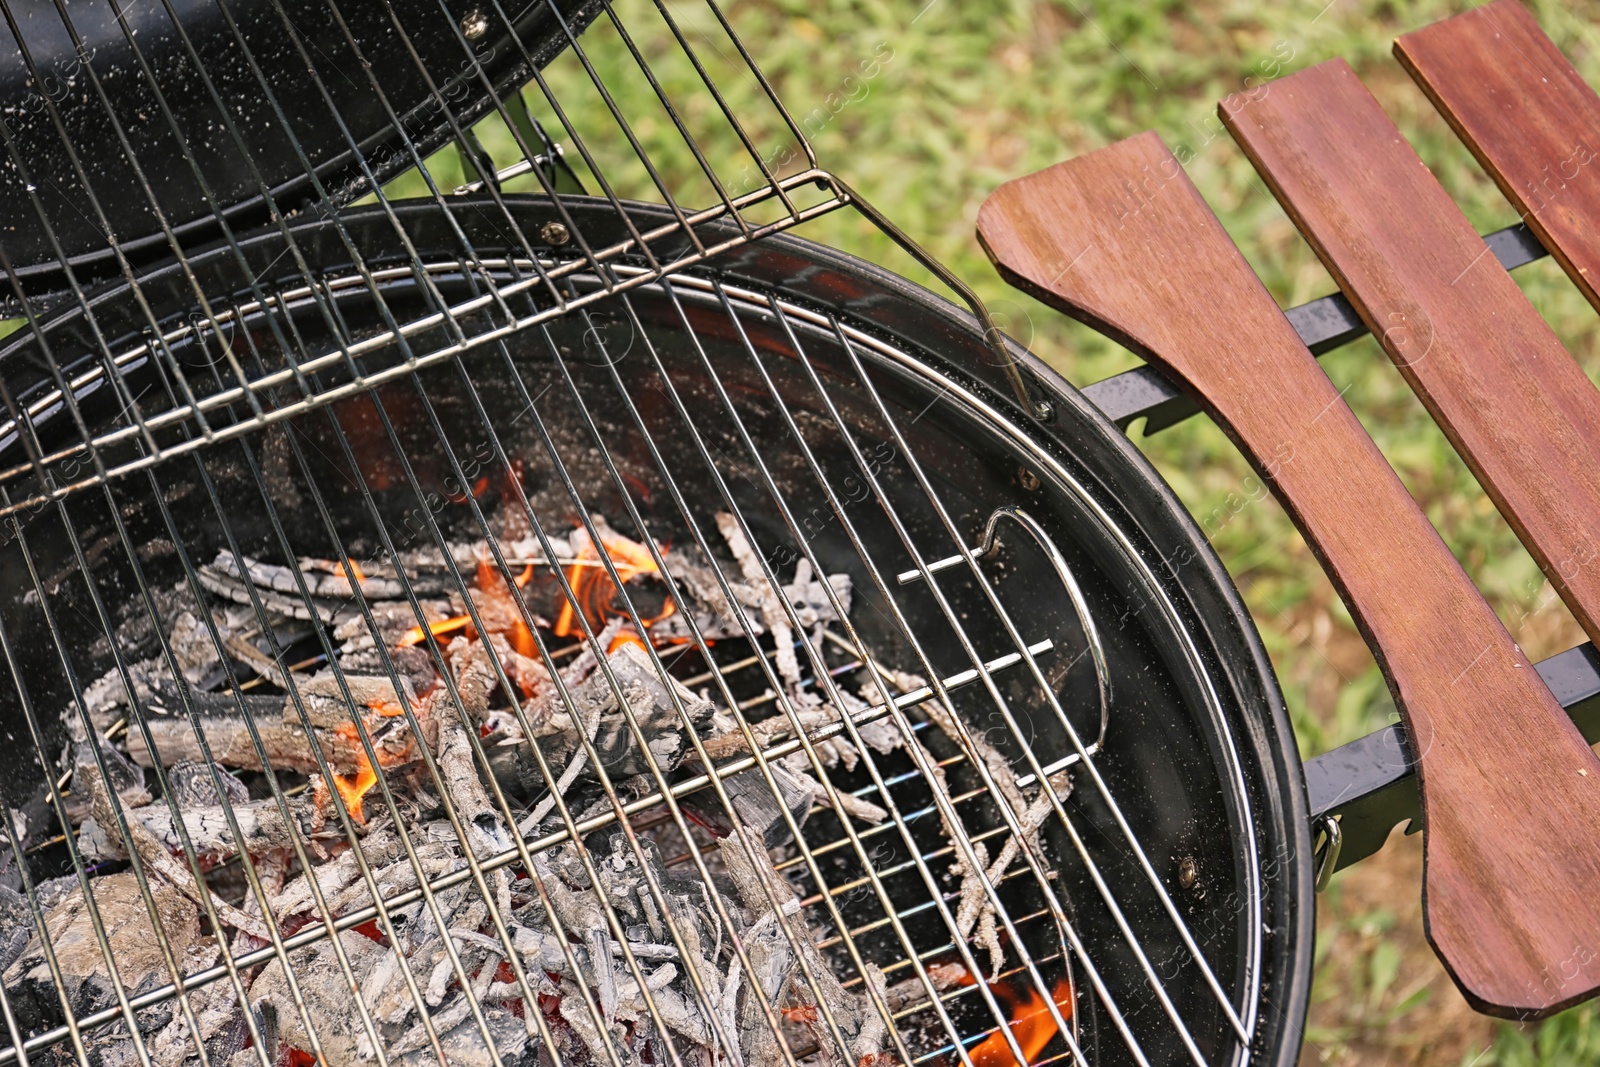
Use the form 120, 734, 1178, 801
125, 674, 423, 776
3, 871, 213, 1041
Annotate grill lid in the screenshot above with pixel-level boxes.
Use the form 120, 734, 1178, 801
0, 0, 599, 298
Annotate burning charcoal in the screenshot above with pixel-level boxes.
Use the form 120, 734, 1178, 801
295, 555, 454, 599
699, 697, 892, 824
0, 883, 35, 972
652, 548, 755, 642
249, 928, 390, 1067
3, 871, 214, 1035
682, 710, 816, 847
838, 685, 907, 763
505, 643, 713, 800
81, 655, 166, 730
83, 662, 279, 743
390, 1006, 535, 1067
782, 558, 852, 629
84, 735, 151, 808
125, 674, 425, 778
333, 598, 452, 650
393, 534, 573, 578
148, 959, 254, 1067
689, 763, 815, 849
68, 733, 154, 836
529, 834, 731, 1066
716, 512, 801, 690
878, 961, 971, 1015
198, 551, 360, 624
78, 749, 269, 941
432, 690, 516, 929
120, 791, 322, 865
555, 617, 627, 691
270, 825, 418, 922
717, 827, 886, 1067
443, 632, 551, 729
168, 609, 226, 691
166, 761, 249, 809
886, 675, 1067, 981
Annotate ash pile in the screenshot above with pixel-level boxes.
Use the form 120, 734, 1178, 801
0, 504, 1059, 1067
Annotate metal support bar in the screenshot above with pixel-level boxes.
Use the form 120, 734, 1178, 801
1304, 637, 1600, 875
1081, 222, 1548, 433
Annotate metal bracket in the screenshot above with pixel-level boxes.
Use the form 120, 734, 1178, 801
1304, 640, 1600, 874
1313, 814, 1342, 892
898, 505, 1110, 774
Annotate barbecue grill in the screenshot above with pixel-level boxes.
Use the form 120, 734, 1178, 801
0, 3, 1318, 1067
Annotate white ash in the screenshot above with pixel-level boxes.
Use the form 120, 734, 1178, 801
716, 513, 801, 692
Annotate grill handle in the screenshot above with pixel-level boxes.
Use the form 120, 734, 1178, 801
975, 131, 1600, 1020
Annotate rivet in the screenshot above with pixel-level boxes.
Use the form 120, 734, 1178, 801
541, 221, 571, 246
1017, 466, 1041, 492
1178, 856, 1199, 891
461, 9, 489, 40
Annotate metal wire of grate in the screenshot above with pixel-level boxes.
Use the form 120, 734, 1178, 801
0, 0, 1027, 525
0, 221, 1269, 1067
0, 4, 1286, 1065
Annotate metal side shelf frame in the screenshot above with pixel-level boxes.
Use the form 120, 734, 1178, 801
1082, 221, 1549, 433
1076, 218, 1600, 877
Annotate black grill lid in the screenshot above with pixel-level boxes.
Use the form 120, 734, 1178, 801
0, 0, 598, 299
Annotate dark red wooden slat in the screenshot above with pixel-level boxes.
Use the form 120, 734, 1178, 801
1397, 0, 1600, 314
1220, 57, 1600, 657
977, 131, 1600, 1020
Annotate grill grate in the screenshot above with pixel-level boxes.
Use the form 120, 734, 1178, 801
0, 225, 1272, 1066
0, 7, 1289, 1067
0, 0, 1026, 523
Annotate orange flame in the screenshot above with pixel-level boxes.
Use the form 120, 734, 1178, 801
347, 559, 369, 584
968, 978, 1073, 1067
608, 628, 649, 655
554, 527, 664, 638
326, 698, 415, 824
330, 758, 379, 825
396, 614, 470, 648
508, 562, 537, 658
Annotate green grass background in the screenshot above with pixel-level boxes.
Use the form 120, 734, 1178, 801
397, 0, 1600, 1061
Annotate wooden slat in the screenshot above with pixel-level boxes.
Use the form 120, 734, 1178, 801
1220, 57, 1600, 655
1397, 0, 1600, 314
976, 131, 1600, 1020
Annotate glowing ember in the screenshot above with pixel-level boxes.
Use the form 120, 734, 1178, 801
346, 558, 369, 584
968, 978, 1073, 1067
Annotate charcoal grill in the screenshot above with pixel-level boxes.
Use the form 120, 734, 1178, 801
0, 4, 1312, 1067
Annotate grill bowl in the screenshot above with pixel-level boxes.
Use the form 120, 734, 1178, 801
0, 198, 1313, 1067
